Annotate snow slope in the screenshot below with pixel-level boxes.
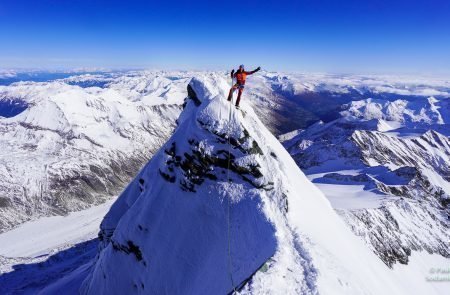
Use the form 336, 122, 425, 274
0, 199, 113, 259
0, 200, 113, 294
78, 74, 410, 295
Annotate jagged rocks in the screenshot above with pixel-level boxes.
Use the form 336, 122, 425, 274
187, 84, 201, 106
338, 198, 450, 267
159, 136, 268, 192
111, 240, 144, 262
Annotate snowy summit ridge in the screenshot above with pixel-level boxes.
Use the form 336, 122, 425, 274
80, 74, 404, 294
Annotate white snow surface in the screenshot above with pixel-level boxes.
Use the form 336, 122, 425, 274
311, 184, 388, 210
0, 199, 113, 258
391, 251, 450, 294
76, 74, 417, 295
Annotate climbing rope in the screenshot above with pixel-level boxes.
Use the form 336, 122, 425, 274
226, 72, 237, 294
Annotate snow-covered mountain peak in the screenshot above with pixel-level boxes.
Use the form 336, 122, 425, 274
80, 74, 406, 295
341, 96, 449, 126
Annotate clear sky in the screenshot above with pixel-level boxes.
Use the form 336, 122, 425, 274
1, 0, 450, 74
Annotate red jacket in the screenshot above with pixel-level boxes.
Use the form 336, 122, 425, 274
233, 69, 258, 85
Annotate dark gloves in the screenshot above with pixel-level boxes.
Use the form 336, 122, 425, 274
256, 66, 261, 71
231, 69, 235, 78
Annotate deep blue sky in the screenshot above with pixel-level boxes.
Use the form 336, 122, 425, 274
1, 0, 450, 74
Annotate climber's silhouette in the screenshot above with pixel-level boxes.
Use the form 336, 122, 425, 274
228, 65, 261, 108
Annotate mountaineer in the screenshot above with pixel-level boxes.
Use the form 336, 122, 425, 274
228, 65, 261, 108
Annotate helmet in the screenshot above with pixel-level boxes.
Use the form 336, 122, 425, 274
239, 64, 245, 69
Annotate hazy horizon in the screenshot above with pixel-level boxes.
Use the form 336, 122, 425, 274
2, 0, 450, 75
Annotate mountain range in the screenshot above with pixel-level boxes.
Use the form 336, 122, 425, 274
0, 70, 449, 294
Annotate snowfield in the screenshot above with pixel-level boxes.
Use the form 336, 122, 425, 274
0, 200, 113, 293
1, 70, 450, 294
0, 200, 113, 259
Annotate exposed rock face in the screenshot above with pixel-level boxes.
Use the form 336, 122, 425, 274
338, 199, 450, 267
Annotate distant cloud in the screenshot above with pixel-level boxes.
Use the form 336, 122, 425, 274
0, 70, 17, 79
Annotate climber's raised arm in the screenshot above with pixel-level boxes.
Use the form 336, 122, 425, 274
245, 66, 261, 75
